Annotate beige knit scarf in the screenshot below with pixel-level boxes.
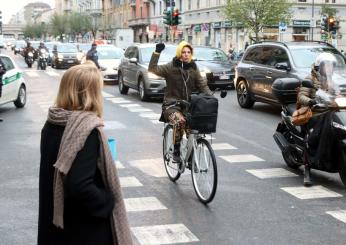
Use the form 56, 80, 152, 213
47, 107, 132, 245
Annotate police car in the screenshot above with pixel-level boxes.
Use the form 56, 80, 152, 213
0, 54, 27, 108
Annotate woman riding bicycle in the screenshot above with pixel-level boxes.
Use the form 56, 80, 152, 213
148, 41, 212, 162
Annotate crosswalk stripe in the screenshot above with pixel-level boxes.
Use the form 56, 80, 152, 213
150, 119, 163, 124
46, 71, 60, 77
102, 91, 115, 98
212, 143, 237, 150
219, 154, 265, 163
115, 160, 125, 169
129, 158, 166, 177
281, 185, 342, 199
119, 103, 141, 108
119, 177, 143, 187
131, 224, 199, 244
128, 108, 152, 112
326, 210, 346, 223
103, 121, 126, 130
107, 98, 132, 104
139, 113, 161, 119
125, 197, 167, 212
246, 168, 298, 179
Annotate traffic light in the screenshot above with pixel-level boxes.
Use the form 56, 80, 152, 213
320, 15, 328, 32
163, 10, 172, 26
172, 9, 181, 26
328, 16, 339, 33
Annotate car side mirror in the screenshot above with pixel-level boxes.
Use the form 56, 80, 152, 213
275, 62, 290, 71
129, 57, 138, 64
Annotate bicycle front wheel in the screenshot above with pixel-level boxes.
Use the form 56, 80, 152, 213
163, 125, 181, 181
191, 138, 217, 204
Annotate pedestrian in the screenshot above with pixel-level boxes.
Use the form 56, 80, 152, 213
86, 42, 100, 69
244, 41, 249, 50
37, 63, 132, 245
228, 44, 235, 61
148, 41, 213, 162
0, 57, 6, 122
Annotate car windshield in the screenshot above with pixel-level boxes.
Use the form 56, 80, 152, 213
77, 43, 91, 52
31, 42, 40, 49
45, 43, 59, 51
15, 41, 26, 47
57, 44, 78, 53
141, 46, 176, 63
194, 47, 228, 62
98, 48, 124, 59
290, 47, 346, 69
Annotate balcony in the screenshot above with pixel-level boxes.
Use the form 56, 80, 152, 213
128, 17, 150, 27
130, 0, 136, 7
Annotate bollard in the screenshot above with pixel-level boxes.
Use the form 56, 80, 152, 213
107, 138, 117, 161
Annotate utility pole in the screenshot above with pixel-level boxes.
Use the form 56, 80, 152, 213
311, 0, 315, 40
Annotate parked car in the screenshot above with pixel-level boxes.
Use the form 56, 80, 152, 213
97, 45, 124, 82
118, 43, 177, 101
234, 41, 346, 108
51, 43, 82, 69
0, 54, 27, 108
193, 46, 235, 89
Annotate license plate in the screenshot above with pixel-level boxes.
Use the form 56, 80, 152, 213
219, 75, 230, 80
67, 60, 74, 63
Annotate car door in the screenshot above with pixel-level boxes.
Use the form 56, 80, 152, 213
127, 47, 139, 88
264, 47, 291, 102
0, 56, 18, 103
121, 47, 134, 85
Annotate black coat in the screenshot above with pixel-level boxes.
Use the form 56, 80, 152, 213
38, 121, 115, 245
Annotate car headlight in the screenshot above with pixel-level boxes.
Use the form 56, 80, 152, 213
200, 68, 211, 78
148, 72, 162, 79
335, 97, 346, 107
57, 54, 64, 59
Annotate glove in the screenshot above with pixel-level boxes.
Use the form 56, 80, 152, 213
155, 43, 165, 53
308, 99, 317, 107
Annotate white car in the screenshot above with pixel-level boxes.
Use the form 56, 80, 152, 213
0, 54, 27, 108
97, 45, 124, 82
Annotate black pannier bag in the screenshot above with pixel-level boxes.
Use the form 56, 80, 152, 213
188, 94, 218, 134
272, 78, 301, 104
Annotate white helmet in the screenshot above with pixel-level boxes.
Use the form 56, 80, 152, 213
314, 52, 337, 70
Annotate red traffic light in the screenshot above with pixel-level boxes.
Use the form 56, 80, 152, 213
173, 9, 179, 17
328, 17, 336, 24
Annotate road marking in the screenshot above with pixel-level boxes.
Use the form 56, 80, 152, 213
326, 210, 346, 223
119, 103, 141, 108
125, 197, 167, 212
139, 113, 161, 119
219, 154, 265, 163
131, 224, 199, 244
128, 108, 153, 112
281, 185, 342, 199
39, 105, 50, 111
107, 98, 132, 104
246, 168, 298, 179
115, 160, 125, 169
46, 71, 60, 77
102, 91, 115, 98
26, 71, 39, 77
37, 101, 53, 106
212, 143, 237, 150
129, 158, 166, 177
150, 120, 163, 124
119, 177, 143, 187
103, 121, 126, 130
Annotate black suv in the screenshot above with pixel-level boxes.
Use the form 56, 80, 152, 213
234, 41, 346, 108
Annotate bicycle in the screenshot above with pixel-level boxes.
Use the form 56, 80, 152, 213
162, 99, 218, 204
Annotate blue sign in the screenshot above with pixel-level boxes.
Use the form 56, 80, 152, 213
279, 22, 287, 33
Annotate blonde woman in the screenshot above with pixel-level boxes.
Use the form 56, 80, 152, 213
38, 64, 132, 245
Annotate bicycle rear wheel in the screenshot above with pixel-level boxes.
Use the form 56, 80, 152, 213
191, 138, 217, 204
163, 125, 181, 181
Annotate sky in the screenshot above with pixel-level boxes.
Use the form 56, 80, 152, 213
0, 0, 55, 24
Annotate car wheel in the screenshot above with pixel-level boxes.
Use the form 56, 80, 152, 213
14, 85, 26, 108
118, 72, 129, 94
138, 77, 148, 101
236, 80, 255, 108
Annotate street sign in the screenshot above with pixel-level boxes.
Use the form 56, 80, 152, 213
279, 22, 287, 33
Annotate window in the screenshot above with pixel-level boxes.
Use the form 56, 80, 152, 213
332, 0, 336, 3
266, 47, 289, 67
159, 1, 162, 15
325, 0, 329, 3
124, 47, 136, 59
0, 57, 14, 71
243, 47, 262, 64
298, 0, 307, 2
188, 0, 191, 10
197, 0, 200, 9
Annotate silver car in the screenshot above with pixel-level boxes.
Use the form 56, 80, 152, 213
118, 43, 177, 101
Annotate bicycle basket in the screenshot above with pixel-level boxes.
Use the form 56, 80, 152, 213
187, 94, 218, 134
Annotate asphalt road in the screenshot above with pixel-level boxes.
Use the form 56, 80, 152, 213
1, 48, 346, 245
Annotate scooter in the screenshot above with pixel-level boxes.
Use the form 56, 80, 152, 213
25, 52, 34, 68
272, 78, 346, 187
37, 49, 48, 70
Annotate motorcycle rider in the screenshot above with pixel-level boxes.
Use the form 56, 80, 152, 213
297, 52, 338, 186
36, 42, 48, 69
148, 41, 213, 162
24, 41, 35, 64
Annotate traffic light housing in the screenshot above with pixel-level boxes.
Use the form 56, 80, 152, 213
163, 10, 172, 26
172, 9, 181, 26
328, 16, 339, 33
320, 15, 328, 32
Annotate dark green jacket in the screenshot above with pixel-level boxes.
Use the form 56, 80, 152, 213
148, 52, 212, 105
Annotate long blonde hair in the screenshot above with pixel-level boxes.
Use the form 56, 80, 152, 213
55, 64, 104, 117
